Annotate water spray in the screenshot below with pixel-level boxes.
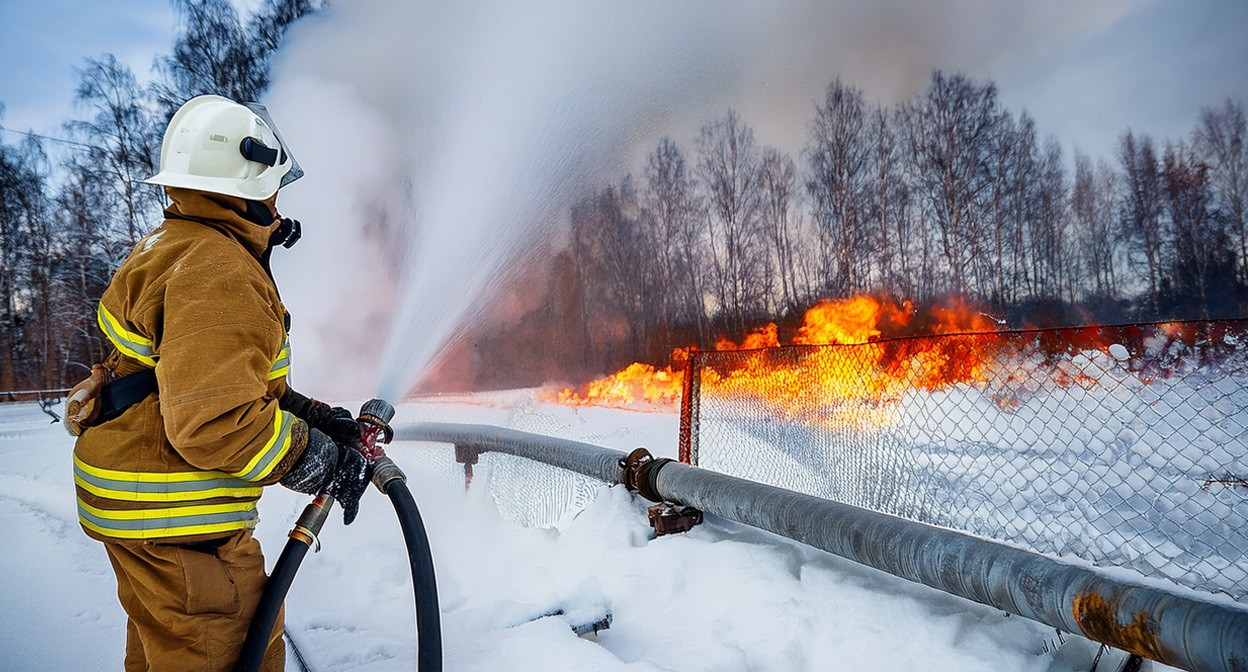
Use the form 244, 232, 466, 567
235, 399, 442, 672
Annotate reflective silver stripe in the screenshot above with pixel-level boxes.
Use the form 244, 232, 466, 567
97, 304, 156, 366
269, 341, 291, 379
235, 410, 294, 482
73, 461, 259, 500
78, 503, 257, 535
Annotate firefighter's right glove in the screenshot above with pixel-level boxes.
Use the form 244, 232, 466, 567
308, 402, 363, 447
279, 388, 362, 447
280, 428, 372, 525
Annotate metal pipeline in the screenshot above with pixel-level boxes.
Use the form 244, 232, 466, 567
397, 421, 1248, 672
235, 401, 442, 672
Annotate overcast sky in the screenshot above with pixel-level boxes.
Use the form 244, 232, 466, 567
0, 0, 1246, 162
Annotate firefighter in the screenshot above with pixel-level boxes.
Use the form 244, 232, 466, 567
66, 95, 369, 671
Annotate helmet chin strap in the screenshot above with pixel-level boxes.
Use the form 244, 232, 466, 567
245, 199, 276, 228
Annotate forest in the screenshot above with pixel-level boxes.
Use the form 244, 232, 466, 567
2, 0, 1246, 393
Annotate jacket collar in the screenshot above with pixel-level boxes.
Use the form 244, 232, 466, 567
163, 187, 277, 259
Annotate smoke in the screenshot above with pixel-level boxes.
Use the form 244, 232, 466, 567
260, 0, 1139, 400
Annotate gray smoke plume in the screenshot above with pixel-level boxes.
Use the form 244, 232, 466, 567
262, 0, 1139, 399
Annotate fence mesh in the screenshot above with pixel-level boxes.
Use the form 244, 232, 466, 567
400, 446, 604, 528
681, 320, 1248, 599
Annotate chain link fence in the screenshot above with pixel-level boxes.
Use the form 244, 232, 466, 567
399, 444, 604, 528
680, 320, 1248, 600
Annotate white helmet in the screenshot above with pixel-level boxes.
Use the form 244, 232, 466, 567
146, 95, 303, 200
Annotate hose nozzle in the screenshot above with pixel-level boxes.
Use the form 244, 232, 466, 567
354, 398, 407, 491
359, 398, 395, 428
356, 398, 395, 461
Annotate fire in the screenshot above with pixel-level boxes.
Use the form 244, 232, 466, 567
554, 360, 684, 407
549, 295, 1003, 414
793, 296, 904, 345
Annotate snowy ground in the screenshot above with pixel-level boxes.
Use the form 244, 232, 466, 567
1, 393, 1166, 671
695, 339, 1248, 600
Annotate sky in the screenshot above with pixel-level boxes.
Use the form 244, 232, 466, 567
1, 0, 1246, 162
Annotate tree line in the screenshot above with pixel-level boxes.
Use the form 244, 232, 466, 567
0, 0, 321, 393
2, 5, 1245, 393
484, 75, 1248, 386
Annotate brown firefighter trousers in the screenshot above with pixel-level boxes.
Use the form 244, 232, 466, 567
104, 529, 285, 672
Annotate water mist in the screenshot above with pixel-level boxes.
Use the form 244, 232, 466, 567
263, 0, 1140, 400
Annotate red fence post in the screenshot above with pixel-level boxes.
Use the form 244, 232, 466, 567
678, 349, 700, 464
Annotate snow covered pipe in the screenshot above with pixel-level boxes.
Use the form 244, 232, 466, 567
396, 422, 1248, 672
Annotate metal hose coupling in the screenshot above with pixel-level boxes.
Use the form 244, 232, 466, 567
290, 493, 335, 551
372, 455, 408, 492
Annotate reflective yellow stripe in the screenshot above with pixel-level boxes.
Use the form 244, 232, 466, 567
232, 409, 294, 482
269, 340, 291, 380
74, 455, 262, 502
97, 303, 157, 367
77, 499, 258, 540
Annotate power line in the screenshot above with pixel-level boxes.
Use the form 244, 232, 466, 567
0, 126, 101, 151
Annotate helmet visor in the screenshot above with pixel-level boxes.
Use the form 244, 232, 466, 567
245, 102, 305, 188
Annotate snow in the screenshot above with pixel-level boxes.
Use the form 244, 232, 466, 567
0, 394, 1174, 671
694, 344, 1248, 600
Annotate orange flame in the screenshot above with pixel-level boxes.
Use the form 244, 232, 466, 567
549, 296, 1004, 415
554, 361, 684, 407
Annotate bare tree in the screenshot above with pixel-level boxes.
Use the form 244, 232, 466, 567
903, 72, 1000, 298
0, 134, 52, 388
1193, 99, 1248, 286
1161, 140, 1234, 315
153, 0, 265, 116
806, 78, 872, 295
67, 54, 162, 246
1072, 152, 1122, 299
865, 105, 913, 298
56, 152, 129, 371
643, 137, 707, 344
569, 180, 654, 368
759, 147, 800, 314
1119, 131, 1166, 313
696, 109, 765, 333
985, 111, 1023, 306
1030, 137, 1069, 300
153, 0, 322, 117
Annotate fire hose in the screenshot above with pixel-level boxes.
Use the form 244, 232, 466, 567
234, 399, 442, 672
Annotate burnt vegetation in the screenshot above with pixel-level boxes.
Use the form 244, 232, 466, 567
1, 5, 1246, 393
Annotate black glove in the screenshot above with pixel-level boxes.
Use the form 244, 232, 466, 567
280, 428, 372, 525
326, 446, 371, 525
280, 388, 362, 447
307, 403, 363, 447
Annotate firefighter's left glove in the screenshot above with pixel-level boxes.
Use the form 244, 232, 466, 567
326, 445, 371, 525
280, 428, 373, 525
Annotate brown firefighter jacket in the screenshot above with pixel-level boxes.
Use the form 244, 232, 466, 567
74, 187, 310, 543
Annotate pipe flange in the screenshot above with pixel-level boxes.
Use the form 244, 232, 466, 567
619, 447, 672, 502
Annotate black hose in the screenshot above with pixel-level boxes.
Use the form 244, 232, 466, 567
384, 478, 443, 672
234, 536, 311, 671
234, 481, 442, 672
